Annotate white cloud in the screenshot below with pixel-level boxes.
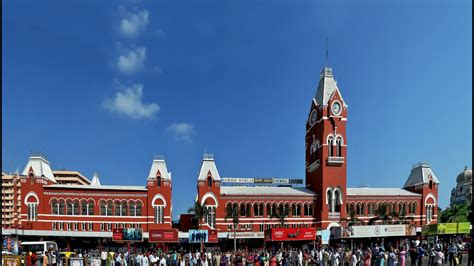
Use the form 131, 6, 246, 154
117, 45, 146, 74
119, 8, 149, 38
103, 81, 159, 120
166, 123, 196, 142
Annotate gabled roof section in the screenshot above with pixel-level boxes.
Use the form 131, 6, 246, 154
347, 187, 422, 197
148, 156, 171, 181
198, 154, 221, 181
21, 154, 56, 183
90, 173, 101, 186
403, 162, 440, 188
314, 67, 346, 107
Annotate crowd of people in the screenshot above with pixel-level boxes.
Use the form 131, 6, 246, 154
85, 240, 468, 266
18, 240, 469, 266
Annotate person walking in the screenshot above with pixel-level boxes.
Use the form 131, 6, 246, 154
448, 243, 458, 266
363, 248, 371, 266
398, 246, 406, 266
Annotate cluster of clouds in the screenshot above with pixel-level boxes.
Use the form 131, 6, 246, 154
102, 4, 195, 142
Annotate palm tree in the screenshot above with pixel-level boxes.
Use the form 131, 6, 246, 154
340, 209, 365, 226
224, 204, 240, 254
187, 201, 209, 252
368, 203, 394, 225
271, 205, 289, 228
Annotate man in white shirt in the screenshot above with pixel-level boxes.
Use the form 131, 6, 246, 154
101, 250, 108, 266
141, 254, 149, 266
159, 256, 167, 266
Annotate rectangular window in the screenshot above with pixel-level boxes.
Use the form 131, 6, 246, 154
107, 223, 112, 231
59, 222, 64, 230
74, 223, 78, 231
259, 224, 264, 231
100, 223, 104, 231
89, 223, 93, 231
154, 206, 165, 224
52, 222, 56, 230
67, 223, 71, 231
81, 223, 85, 231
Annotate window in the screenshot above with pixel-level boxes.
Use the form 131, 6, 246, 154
88, 223, 93, 231
154, 206, 165, 224
67, 223, 71, 231
74, 223, 78, 231
334, 190, 342, 212
136, 202, 142, 216
328, 137, 334, 157
266, 204, 272, 217
27, 204, 38, 221
29, 173, 35, 184
51, 200, 58, 215
100, 201, 107, 216
107, 201, 114, 216
122, 201, 128, 216
100, 223, 105, 231
228, 224, 232, 230
157, 177, 162, 187
52, 222, 56, 230
88, 200, 94, 215
59, 200, 65, 215
207, 177, 212, 187
205, 206, 216, 228
115, 201, 122, 216
81, 223, 85, 231
107, 223, 112, 231
335, 137, 342, 157
368, 203, 374, 215
327, 190, 333, 213
82, 201, 88, 215
240, 203, 246, 217
59, 222, 64, 230
259, 224, 264, 231
254, 204, 264, 217
129, 202, 136, 216
67, 201, 73, 215
73, 200, 79, 215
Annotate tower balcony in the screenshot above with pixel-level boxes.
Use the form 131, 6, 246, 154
327, 156, 344, 165
328, 212, 341, 220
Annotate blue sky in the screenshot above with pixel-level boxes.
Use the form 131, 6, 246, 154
2, 0, 471, 217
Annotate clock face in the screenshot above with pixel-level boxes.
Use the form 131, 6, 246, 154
332, 102, 342, 116
310, 110, 317, 124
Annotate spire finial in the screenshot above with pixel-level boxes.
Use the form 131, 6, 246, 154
325, 36, 329, 67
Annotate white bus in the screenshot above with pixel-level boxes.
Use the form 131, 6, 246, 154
20, 241, 58, 256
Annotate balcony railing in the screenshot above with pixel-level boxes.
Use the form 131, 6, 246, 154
328, 212, 341, 220
327, 156, 344, 165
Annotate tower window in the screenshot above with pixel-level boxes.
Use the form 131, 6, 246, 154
207, 176, 212, 187
335, 137, 343, 157
157, 177, 162, 187
328, 137, 334, 157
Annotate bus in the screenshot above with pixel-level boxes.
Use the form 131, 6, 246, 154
20, 241, 58, 257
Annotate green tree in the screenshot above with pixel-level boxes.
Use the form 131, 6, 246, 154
224, 204, 240, 254
439, 203, 470, 223
368, 203, 396, 225
187, 201, 209, 252
340, 209, 365, 226
271, 205, 289, 227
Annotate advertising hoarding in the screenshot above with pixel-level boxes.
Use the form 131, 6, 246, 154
149, 229, 179, 243
228, 232, 264, 239
221, 178, 303, 184
112, 228, 143, 242
343, 225, 408, 238
265, 228, 316, 241
457, 222, 470, 234
437, 223, 457, 235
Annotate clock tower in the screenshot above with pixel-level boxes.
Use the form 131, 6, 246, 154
305, 67, 348, 228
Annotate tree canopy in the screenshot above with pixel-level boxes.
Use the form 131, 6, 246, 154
439, 203, 471, 223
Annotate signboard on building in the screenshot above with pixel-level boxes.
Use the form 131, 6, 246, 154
318, 230, 331, 245
457, 222, 470, 234
228, 232, 265, 239
265, 228, 316, 241
437, 223, 457, 235
149, 229, 179, 243
222, 178, 303, 185
112, 228, 143, 242
188, 230, 218, 243
342, 225, 408, 238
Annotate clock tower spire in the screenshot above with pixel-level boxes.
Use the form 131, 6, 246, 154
305, 65, 348, 228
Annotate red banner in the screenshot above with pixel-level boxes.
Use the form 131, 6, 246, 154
265, 228, 316, 241
113, 228, 124, 241
149, 229, 179, 243
208, 229, 218, 243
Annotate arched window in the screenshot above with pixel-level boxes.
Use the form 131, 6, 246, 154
246, 203, 251, 217
308, 204, 314, 216
51, 200, 58, 215
335, 137, 342, 157
254, 204, 260, 217
67, 200, 73, 215
292, 204, 297, 216
328, 137, 334, 157
272, 204, 277, 217
204, 206, 216, 228
29, 173, 35, 185
122, 201, 128, 216
296, 204, 301, 217
240, 203, 246, 217
361, 204, 365, 215
327, 190, 333, 213
136, 201, 142, 216
266, 204, 272, 217
429, 180, 433, 190
81, 200, 88, 215
59, 200, 65, 215
207, 176, 212, 187
284, 204, 290, 216
100, 201, 107, 216
107, 201, 114, 216
129, 202, 136, 216
88, 200, 94, 215
157, 177, 162, 187
73, 200, 79, 215
278, 204, 284, 215
26, 193, 39, 221
334, 189, 342, 212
